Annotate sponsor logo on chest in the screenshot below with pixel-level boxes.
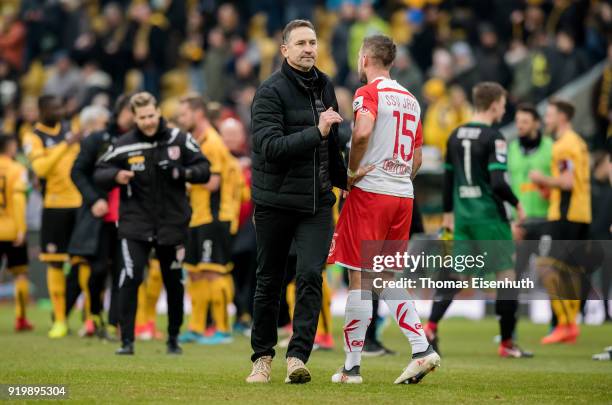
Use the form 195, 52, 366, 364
128, 155, 145, 171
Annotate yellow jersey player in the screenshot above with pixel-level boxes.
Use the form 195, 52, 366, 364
176, 95, 236, 345
0, 134, 33, 332
530, 99, 591, 344
22, 95, 83, 338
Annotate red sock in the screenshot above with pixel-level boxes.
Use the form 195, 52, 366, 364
426, 321, 438, 332
501, 338, 513, 348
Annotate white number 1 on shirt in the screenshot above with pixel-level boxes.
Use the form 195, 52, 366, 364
462, 139, 472, 185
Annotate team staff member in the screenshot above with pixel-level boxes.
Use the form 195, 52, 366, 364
70, 94, 134, 338
505, 104, 552, 353
530, 99, 592, 344
508, 104, 553, 272
176, 95, 235, 345
0, 134, 33, 332
95, 92, 211, 355
247, 19, 347, 384
23, 95, 83, 339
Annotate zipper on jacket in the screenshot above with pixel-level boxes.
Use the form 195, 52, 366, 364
151, 142, 160, 241
309, 92, 319, 215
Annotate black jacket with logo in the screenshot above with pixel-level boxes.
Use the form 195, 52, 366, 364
251, 60, 347, 213
94, 120, 210, 245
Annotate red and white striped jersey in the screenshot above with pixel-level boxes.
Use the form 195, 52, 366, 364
352, 76, 423, 198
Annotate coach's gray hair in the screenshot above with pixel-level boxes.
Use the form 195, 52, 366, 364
80, 105, 110, 129
282, 19, 315, 44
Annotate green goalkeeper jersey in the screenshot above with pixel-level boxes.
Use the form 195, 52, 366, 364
444, 122, 510, 226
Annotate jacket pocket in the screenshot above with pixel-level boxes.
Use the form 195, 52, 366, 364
263, 161, 288, 190
279, 164, 311, 195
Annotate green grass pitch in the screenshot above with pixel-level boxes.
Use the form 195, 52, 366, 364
1, 306, 611, 404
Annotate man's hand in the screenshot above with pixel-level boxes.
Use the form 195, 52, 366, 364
442, 212, 454, 232
515, 202, 526, 223
318, 107, 343, 138
238, 156, 251, 170
65, 130, 84, 145
115, 170, 134, 184
347, 164, 375, 190
511, 223, 526, 241
91, 199, 109, 217
528, 170, 546, 186
158, 160, 189, 181
13, 232, 25, 247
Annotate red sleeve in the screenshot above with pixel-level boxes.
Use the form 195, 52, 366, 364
414, 120, 423, 148
353, 84, 378, 120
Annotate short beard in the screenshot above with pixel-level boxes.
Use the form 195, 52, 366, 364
294, 56, 314, 71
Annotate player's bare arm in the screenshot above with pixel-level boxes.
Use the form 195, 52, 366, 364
347, 111, 376, 188
411, 147, 422, 180
529, 166, 573, 190
202, 174, 221, 191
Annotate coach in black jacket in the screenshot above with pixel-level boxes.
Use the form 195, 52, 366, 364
95, 92, 210, 355
70, 94, 133, 334
246, 20, 347, 384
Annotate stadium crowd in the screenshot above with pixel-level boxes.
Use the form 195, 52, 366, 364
2, 0, 612, 149
0, 0, 611, 367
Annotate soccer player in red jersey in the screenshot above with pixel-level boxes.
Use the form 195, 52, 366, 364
328, 35, 440, 384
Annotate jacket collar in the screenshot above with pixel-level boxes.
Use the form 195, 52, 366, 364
281, 59, 327, 93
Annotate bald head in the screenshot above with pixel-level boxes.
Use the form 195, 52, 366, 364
219, 118, 246, 154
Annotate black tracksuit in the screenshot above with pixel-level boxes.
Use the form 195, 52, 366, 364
250, 60, 347, 363
94, 119, 210, 344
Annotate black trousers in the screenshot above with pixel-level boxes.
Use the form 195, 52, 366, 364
231, 250, 257, 320
118, 239, 184, 344
88, 222, 121, 325
278, 254, 297, 328
251, 203, 332, 363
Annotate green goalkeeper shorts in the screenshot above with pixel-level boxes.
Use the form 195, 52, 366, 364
453, 221, 514, 275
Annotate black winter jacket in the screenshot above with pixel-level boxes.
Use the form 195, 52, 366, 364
94, 120, 210, 245
251, 60, 347, 213
68, 123, 124, 256
72, 123, 123, 207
